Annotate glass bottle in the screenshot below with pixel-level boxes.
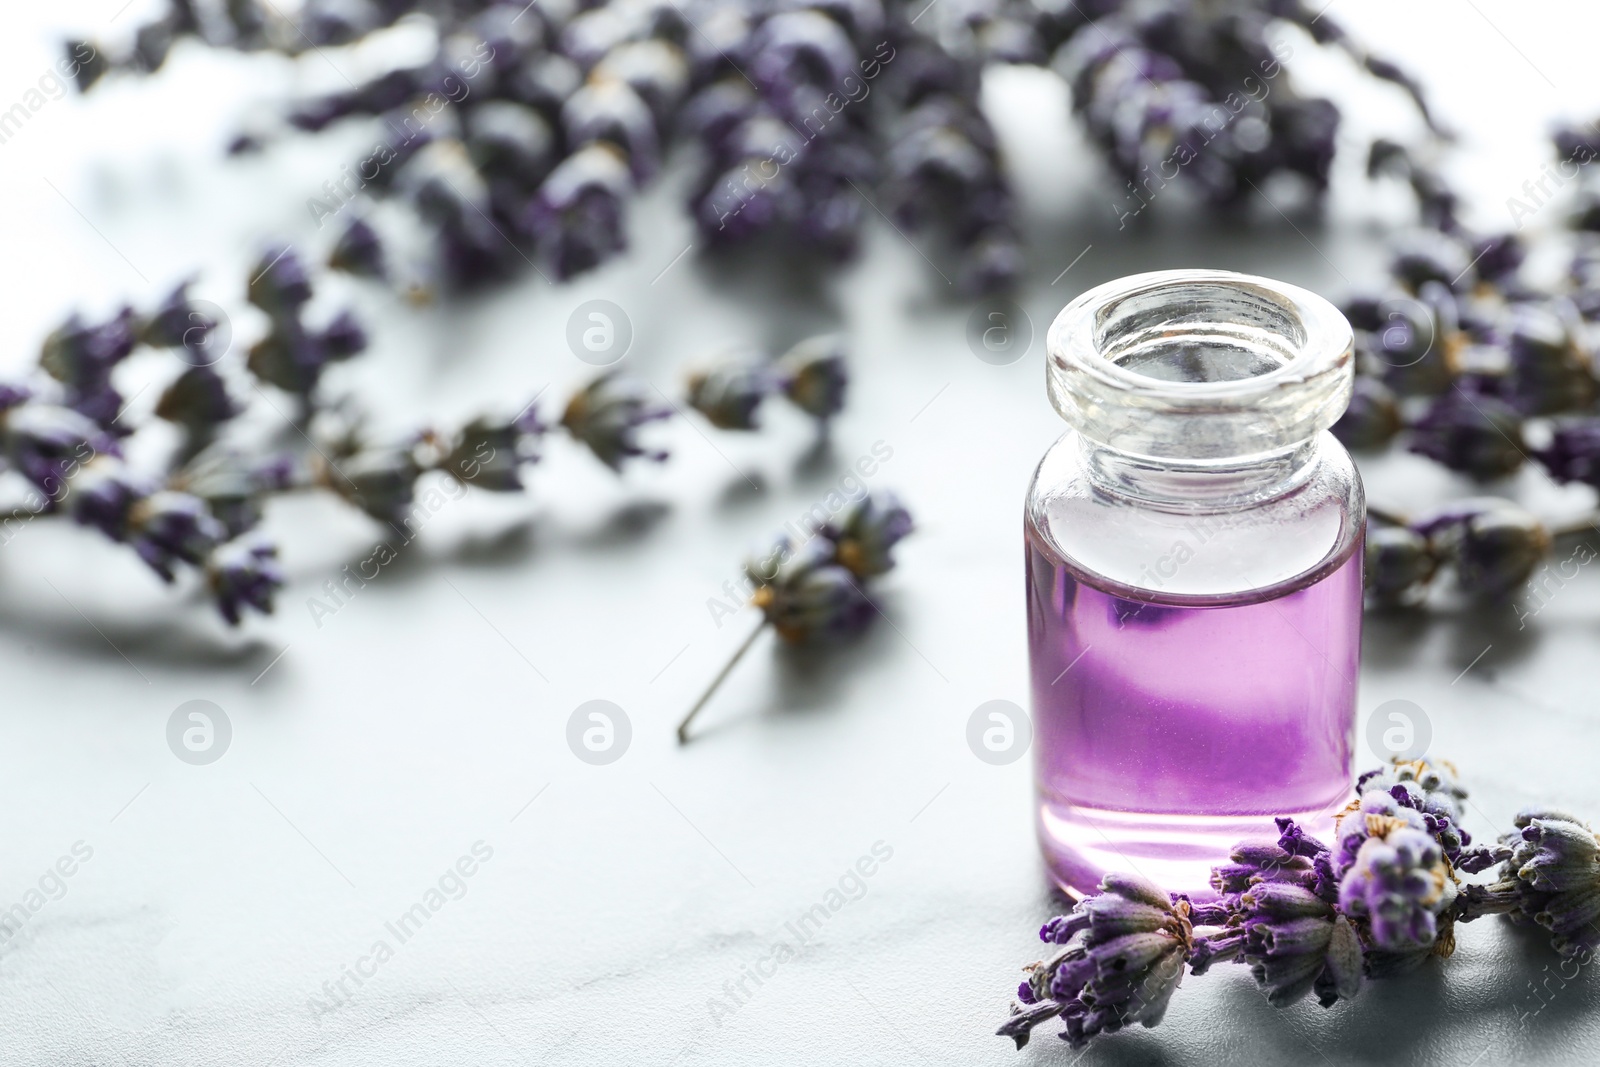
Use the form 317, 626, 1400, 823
1026, 269, 1363, 898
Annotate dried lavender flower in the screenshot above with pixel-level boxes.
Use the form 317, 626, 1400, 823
445, 410, 545, 491
776, 335, 848, 423
156, 365, 240, 435
1364, 525, 1438, 608
560, 373, 671, 470
1406, 389, 1526, 480
1457, 809, 1600, 960
1535, 418, 1600, 490
1411, 499, 1551, 600
39, 307, 139, 430
749, 535, 872, 645
998, 873, 1191, 1050
247, 245, 314, 319
1332, 376, 1402, 451
138, 279, 216, 352
206, 537, 284, 624
824, 490, 912, 578
678, 494, 912, 743
0, 402, 109, 497
329, 217, 387, 279
686, 363, 775, 431
323, 449, 423, 526
128, 491, 227, 582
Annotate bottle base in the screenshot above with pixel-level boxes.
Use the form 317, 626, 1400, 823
1037, 798, 1347, 900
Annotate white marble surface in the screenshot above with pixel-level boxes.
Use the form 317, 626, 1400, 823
3, 2, 1600, 1064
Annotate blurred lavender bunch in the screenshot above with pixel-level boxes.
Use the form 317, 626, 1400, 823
4, 243, 838, 627
676, 488, 911, 742
1031, 0, 1441, 219
69, 0, 1016, 293
69, 0, 1433, 295
1328, 124, 1600, 615
997, 757, 1600, 1053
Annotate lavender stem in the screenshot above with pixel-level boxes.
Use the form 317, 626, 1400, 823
676, 614, 767, 745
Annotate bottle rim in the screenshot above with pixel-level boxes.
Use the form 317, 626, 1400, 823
1046, 269, 1354, 462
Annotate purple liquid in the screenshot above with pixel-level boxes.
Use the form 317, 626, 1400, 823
1027, 518, 1361, 897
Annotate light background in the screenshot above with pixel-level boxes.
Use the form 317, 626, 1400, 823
1, 2, 1599, 1064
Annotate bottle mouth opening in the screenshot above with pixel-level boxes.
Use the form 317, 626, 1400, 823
1047, 270, 1353, 462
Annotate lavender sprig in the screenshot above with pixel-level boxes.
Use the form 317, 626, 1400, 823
3, 241, 841, 626
676, 489, 912, 743
685, 334, 850, 431
997, 758, 1599, 1053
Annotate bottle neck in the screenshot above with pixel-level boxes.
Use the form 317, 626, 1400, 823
1081, 436, 1322, 510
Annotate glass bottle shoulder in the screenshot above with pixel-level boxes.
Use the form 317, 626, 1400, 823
1025, 432, 1364, 605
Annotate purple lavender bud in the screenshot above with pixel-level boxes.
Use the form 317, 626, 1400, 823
1001, 871, 1190, 1050
776, 335, 847, 422
206, 537, 284, 625
686, 363, 776, 431
134, 17, 177, 74
40, 308, 138, 390
156, 365, 239, 434
824, 490, 911, 579
329, 218, 386, 279
1566, 234, 1600, 310
1363, 525, 1437, 608
329, 449, 422, 526
681, 79, 759, 153
65, 40, 110, 93
299, 0, 385, 47
139, 280, 216, 351
0, 403, 110, 498
750, 536, 873, 644
248, 306, 366, 398
445, 414, 543, 492
247, 246, 314, 320
69, 462, 144, 540
321, 309, 368, 359
467, 100, 555, 193
562, 80, 660, 184
1332, 376, 1402, 450
1210, 839, 1317, 894
751, 12, 859, 110
128, 491, 227, 582
560, 373, 671, 471
592, 40, 691, 129
526, 144, 631, 281
1359, 295, 1455, 397
169, 446, 277, 538
561, 6, 637, 70
288, 91, 361, 133
1536, 417, 1600, 489
1504, 303, 1595, 414
1406, 389, 1526, 479
957, 229, 1025, 297
1471, 233, 1526, 282
1411, 498, 1551, 600
1484, 809, 1600, 959
1332, 781, 1459, 958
